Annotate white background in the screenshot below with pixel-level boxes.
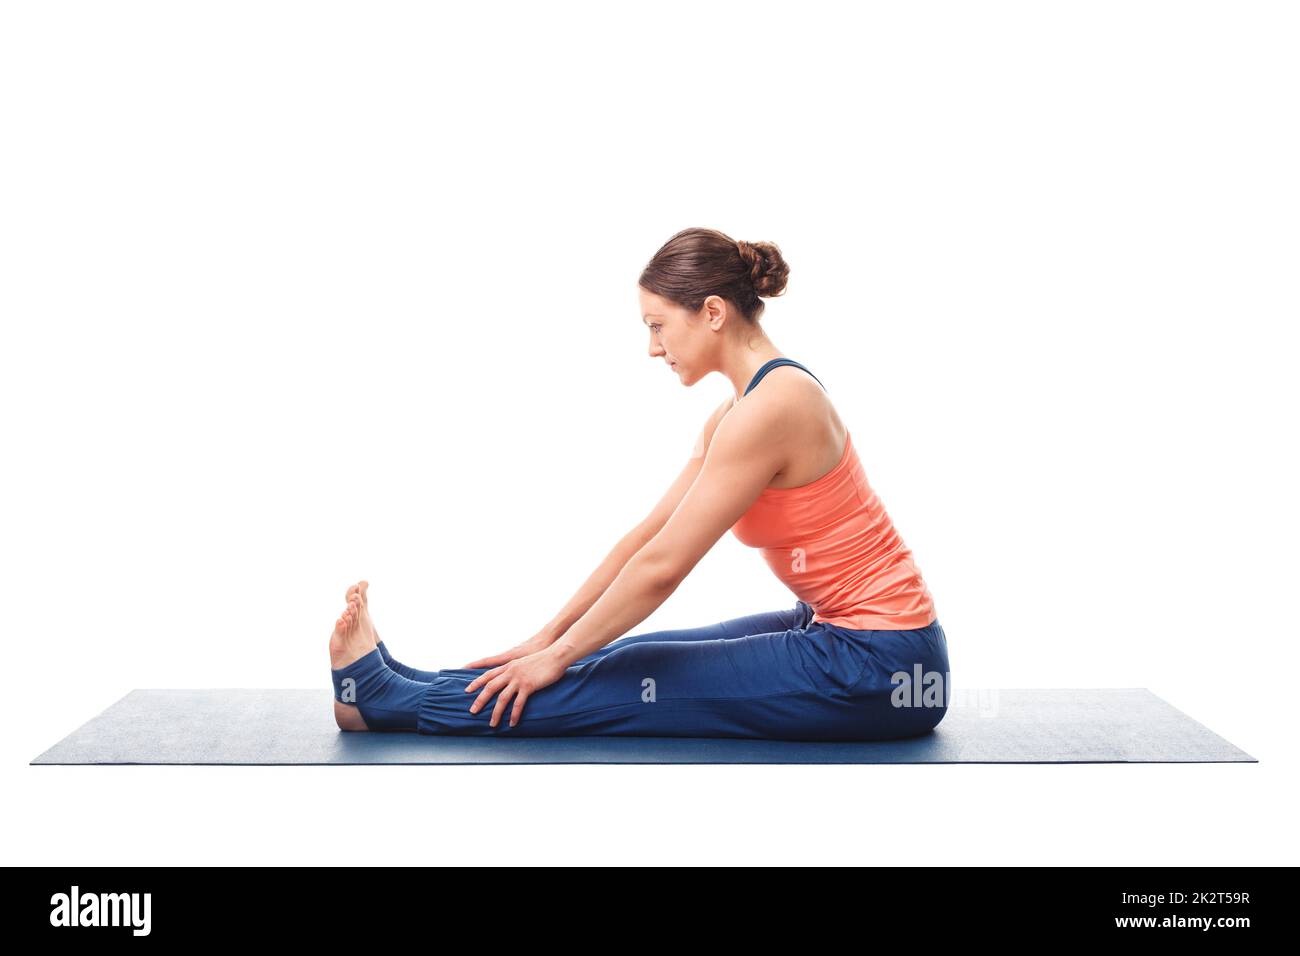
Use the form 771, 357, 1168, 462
2, 0, 1296, 865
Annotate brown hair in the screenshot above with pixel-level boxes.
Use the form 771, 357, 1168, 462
638, 227, 790, 323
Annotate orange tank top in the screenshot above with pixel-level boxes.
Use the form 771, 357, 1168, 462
729, 362, 937, 630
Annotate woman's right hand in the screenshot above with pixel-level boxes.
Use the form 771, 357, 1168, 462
463, 630, 558, 670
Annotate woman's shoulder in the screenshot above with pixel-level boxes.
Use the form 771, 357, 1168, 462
736, 364, 835, 428
694, 365, 839, 462
724, 367, 850, 487
689, 395, 739, 460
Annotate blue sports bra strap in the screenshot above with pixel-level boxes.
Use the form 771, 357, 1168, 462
743, 357, 826, 397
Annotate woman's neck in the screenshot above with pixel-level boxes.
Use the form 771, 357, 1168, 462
725, 342, 785, 405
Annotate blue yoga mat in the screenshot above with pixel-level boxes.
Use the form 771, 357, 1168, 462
29, 688, 1254, 765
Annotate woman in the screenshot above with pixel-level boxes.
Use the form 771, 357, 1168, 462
328, 227, 950, 740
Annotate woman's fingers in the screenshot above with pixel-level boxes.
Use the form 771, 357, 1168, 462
465, 665, 503, 697
464, 659, 541, 726
509, 690, 530, 728
467, 671, 506, 712
490, 682, 517, 728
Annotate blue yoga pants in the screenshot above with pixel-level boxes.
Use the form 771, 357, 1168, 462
404, 600, 950, 740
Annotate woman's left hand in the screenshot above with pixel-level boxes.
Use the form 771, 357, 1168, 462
465, 647, 569, 728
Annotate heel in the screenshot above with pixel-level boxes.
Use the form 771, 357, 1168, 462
333, 699, 370, 732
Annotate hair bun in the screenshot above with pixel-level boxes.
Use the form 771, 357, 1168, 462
737, 239, 790, 299
638, 226, 789, 323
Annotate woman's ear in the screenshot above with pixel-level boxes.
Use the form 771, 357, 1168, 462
702, 294, 728, 328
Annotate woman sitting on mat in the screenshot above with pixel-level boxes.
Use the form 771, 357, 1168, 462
329, 226, 950, 740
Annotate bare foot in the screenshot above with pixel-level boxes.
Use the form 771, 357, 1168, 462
346, 580, 381, 644
329, 594, 376, 669
330, 595, 375, 732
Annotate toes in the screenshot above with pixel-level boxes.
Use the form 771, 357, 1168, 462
344, 582, 368, 610
337, 594, 364, 639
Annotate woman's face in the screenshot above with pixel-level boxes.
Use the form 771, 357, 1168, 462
638, 288, 715, 385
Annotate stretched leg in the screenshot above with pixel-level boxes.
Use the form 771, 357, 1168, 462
346, 579, 813, 678
331, 590, 950, 740
416, 613, 899, 740
365, 600, 813, 691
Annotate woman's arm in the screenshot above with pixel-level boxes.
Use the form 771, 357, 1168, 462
464, 396, 792, 727
531, 521, 657, 646
535, 397, 734, 644
548, 402, 787, 666
463, 398, 732, 668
